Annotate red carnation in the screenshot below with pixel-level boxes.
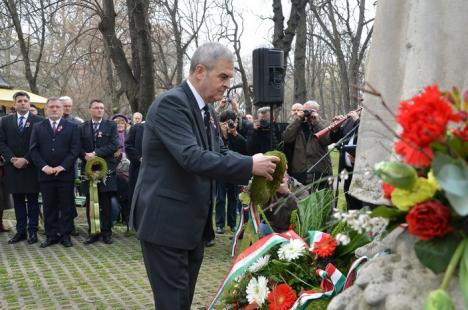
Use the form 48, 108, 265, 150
312, 235, 337, 258
406, 200, 454, 240
394, 140, 433, 167
396, 85, 459, 147
267, 284, 297, 310
382, 182, 395, 200
452, 125, 468, 142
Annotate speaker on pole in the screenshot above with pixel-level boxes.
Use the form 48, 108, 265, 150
252, 48, 285, 107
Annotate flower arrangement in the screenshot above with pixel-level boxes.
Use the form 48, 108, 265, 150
211, 179, 387, 309
373, 85, 468, 308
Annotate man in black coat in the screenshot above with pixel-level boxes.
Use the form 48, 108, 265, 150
79, 99, 119, 245
125, 122, 144, 208
30, 97, 80, 247
0, 91, 42, 244
129, 42, 279, 309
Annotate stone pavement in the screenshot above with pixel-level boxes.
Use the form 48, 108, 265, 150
0, 208, 233, 309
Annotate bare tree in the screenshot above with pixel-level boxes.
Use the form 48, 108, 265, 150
215, 0, 253, 114
1, 0, 59, 93
97, 0, 154, 114
309, 0, 374, 111
272, 0, 307, 66
155, 0, 208, 86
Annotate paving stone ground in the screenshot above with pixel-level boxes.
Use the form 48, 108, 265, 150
0, 208, 233, 309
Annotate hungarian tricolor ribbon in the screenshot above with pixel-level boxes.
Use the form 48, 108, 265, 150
231, 202, 262, 257
210, 229, 370, 310
210, 230, 303, 309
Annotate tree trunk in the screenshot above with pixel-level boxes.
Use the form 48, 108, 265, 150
293, 0, 307, 103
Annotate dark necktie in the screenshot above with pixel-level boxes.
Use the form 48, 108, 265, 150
18, 116, 25, 132
202, 106, 212, 150
93, 122, 99, 141
52, 121, 57, 133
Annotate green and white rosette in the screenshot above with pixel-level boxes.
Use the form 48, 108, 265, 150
84, 156, 108, 235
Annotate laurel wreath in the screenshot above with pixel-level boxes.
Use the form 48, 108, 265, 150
84, 156, 108, 182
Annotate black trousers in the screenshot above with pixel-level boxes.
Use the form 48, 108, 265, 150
40, 181, 75, 237
140, 240, 205, 310
85, 191, 113, 235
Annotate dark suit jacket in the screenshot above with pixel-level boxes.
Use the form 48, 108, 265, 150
0, 113, 43, 193
30, 119, 80, 182
130, 81, 252, 250
125, 123, 144, 173
79, 119, 119, 192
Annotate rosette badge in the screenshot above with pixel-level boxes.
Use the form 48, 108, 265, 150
85, 156, 108, 182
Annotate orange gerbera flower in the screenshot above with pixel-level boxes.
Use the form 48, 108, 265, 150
312, 235, 337, 258
267, 284, 297, 310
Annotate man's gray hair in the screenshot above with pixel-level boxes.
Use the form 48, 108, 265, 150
189, 42, 234, 73
59, 96, 72, 102
256, 106, 270, 114
304, 100, 320, 110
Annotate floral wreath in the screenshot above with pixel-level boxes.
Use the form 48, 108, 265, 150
84, 156, 108, 182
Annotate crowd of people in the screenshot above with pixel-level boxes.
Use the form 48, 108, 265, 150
0, 87, 362, 248
0, 42, 361, 309
0, 93, 146, 247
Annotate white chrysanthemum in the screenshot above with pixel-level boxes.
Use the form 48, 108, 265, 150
248, 254, 270, 273
245, 276, 269, 306
278, 239, 306, 262
336, 233, 351, 246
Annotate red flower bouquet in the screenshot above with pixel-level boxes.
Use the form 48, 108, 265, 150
374, 85, 468, 308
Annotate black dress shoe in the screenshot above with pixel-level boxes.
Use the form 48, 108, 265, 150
83, 235, 99, 245
8, 233, 27, 244
102, 235, 113, 244
61, 235, 73, 247
40, 237, 60, 248
205, 239, 215, 247
28, 232, 38, 244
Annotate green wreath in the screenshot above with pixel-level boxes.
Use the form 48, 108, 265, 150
84, 156, 108, 182
250, 150, 288, 205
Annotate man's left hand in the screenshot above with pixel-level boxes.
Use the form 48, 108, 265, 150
54, 166, 65, 176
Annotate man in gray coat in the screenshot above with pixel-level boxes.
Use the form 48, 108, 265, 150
130, 42, 278, 309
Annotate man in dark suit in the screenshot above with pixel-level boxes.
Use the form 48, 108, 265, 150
124, 122, 144, 210
30, 97, 80, 247
0, 91, 42, 244
79, 99, 119, 245
129, 42, 279, 309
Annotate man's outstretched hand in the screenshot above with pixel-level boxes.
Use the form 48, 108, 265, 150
252, 153, 280, 181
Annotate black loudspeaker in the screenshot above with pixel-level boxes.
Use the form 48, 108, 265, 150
252, 48, 285, 107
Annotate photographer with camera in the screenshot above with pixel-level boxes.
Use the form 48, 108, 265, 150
215, 110, 247, 234
283, 100, 343, 189
246, 107, 282, 155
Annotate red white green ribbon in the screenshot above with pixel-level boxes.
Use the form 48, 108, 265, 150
209, 230, 303, 309
231, 202, 262, 256
289, 256, 369, 309
308, 230, 330, 251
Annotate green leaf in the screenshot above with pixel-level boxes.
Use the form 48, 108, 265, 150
433, 158, 468, 216
297, 189, 334, 236
374, 161, 418, 190
414, 234, 462, 273
370, 205, 407, 219
460, 240, 468, 309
